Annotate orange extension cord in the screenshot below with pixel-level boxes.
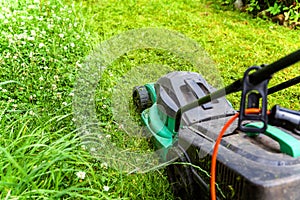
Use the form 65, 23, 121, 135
210, 108, 265, 200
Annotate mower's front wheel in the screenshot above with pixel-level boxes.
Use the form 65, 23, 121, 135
132, 86, 152, 112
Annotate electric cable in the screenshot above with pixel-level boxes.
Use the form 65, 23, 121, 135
210, 108, 264, 200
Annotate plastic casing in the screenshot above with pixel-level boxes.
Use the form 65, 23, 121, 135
152, 71, 300, 200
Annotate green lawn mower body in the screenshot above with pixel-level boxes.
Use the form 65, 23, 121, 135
133, 71, 300, 200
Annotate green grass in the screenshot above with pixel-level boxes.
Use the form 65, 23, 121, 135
0, 0, 299, 199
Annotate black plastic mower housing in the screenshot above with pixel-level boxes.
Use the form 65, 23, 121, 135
170, 118, 300, 200
134, 71, 300, 200
154, 71, 234, 127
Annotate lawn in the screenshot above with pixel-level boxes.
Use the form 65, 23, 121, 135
0, 0, 299, 199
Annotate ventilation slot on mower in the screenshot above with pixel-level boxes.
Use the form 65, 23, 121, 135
196, 154, 245, 200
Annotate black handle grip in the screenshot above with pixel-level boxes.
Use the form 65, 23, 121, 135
174, 49, 300, 132
270, 105, 300, 130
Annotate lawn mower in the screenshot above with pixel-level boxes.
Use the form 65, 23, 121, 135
132, 49, 300, 200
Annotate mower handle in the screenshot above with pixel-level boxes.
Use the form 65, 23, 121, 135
174, 49, 300, 132
267, 75, 300, 96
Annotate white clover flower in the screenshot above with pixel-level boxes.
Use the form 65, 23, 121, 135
52, 84, 57, 90
101, 162, 108, 169
39, 43, 45, 48
75, 171, 86, 180
28, 16, 34, 20
5, 12, 12, 18
22, 33, 28, 40
47, 24, 53, 29
64, 46, 68, 50
29, 110, 35, 116
27, 36, 35, 41
20, 22, 25, 26
54, 75, 59, 80
2, 7, 9, 12
75, 61, 82, 68
15, 33, 25, 40
8, 39, 14, 44
62, 102, 68, 106
41, 30, 46, 35
70, 43, 75, 48
39, 76, 44, 81
58, 33, 64, 38
90, 147, 96, 152
69, 92, 74, 97
4, 52, 10, 58
31, 30, 36, 36
28, 5, 36, 9
103, 186, 110, 192
56, 92, 62, 99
